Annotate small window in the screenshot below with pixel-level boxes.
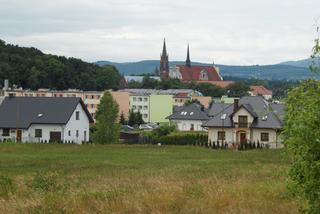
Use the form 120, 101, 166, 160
261, 133, 269, 142
76, 130, 79, 137
217, 131, 226, 141
143, 114, 148, 118
2, 128, 10, 136
133, 97, 137, 101
91, 95, 94, 99
138, 105, 142, 110
76, 111, 80, 120
68, 130, 71, 136
144, 106, 148, 110
138, 97, 143, 102
91, 104, 94, 109
144, 97, 148, 102
190, 124, 194, 131
35, 129, 42, 138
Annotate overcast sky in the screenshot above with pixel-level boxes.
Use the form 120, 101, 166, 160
0, 0, 319, 65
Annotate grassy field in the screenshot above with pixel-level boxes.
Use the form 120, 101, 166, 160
0, 143, 298, 213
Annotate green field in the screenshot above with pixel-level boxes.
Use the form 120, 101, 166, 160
0, 143, 298, 213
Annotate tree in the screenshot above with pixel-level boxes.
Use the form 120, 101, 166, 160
128, 110, 144, 127
194, 83, 226, 97
119, 111, 126, 125
226, 81, 249, 97
284, 30, 320, 213
93, 91, 120, 144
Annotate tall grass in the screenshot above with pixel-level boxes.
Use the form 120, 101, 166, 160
0, 144, 298, 213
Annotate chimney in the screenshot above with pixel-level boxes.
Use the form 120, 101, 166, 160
233, 98, 239, 112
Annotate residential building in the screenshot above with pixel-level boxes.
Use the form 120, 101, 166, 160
0, 96, 93, 143
110, 91, 130, 119
149, 94, 173, 123
167, 103, 209, 131
204, 96, 284, 148
249, 85, 273, 100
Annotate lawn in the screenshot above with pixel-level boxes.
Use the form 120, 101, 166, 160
0, 143, 298, 213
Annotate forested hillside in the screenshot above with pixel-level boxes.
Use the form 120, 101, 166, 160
0, 40, 121, 90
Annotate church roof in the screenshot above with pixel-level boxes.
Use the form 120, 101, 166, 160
176, 65, 222, 82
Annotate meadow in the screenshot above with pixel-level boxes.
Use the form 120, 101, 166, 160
0, 143, 298, 213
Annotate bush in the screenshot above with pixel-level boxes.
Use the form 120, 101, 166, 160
157, 132, 208, 146
0, 175, 15, 198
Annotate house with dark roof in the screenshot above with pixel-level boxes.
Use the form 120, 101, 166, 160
203, 96, 284, 148
0, 96, 94, 143
166, 103, 209, 131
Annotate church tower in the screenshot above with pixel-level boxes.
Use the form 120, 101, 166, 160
160, 38, 169, 79
186, 44, 191, 67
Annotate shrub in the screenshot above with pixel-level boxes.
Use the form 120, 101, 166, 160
0, 175, 15, 198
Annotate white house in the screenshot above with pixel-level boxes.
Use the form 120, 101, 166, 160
204, 96, 284, 148
166, 103, 209, 131
0, 96, 94, 144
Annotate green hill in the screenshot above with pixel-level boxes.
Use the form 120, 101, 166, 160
0, 39, 121, 90
96, 60, 317, 80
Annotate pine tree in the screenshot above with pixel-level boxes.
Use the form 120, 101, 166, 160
93, 91, 120, 144
119, 111, 126, 125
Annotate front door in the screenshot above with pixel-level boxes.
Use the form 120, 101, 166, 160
16, 130, 22, 142
50, 132, 61, 142
240, 132, 246, 144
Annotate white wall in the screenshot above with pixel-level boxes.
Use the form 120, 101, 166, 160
28, 124, 63, 143
232, 107, 254, 125
208, 128, 283, 149
64, 103, 90, 144
208, 128, 234, 143
173, 120, 206, 131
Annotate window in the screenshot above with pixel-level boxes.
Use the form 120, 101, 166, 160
76, 111, 80, 120
91, 104, 95, 109
261, 133, 269, 142
133, 97, 137, 101
217, 131, 226, 141
143, 114, 148, 118
190, 124, 194, 131
76, 130, 79, 137
2, 128, 9, 136
68, 130, 71, 136
35, 129, 42, 138
138, 97, 143, 102
144, 106, 148, 110
138, 105, 142, 110
144, 97, 148, 102
91, 95, 94, 99
238, 116, 248, 128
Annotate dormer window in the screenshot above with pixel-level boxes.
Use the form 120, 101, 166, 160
199, 70, 208, 81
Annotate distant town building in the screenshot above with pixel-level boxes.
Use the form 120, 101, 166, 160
249, 85, 273, 100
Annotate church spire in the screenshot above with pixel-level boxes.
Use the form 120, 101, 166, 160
186, 43, 191, 67
160, 38, 169, 79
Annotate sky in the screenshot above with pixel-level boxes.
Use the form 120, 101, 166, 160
0, 0, 320, 65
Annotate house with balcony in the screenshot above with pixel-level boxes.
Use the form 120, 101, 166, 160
0, 96, 94, 143
203, 96, 284, 148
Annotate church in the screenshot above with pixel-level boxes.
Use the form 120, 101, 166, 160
159, 39, 232, 87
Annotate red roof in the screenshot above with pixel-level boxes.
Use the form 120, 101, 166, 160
250, 85, 272, 95
176, 65, 222, 82
175, 92, 189, 98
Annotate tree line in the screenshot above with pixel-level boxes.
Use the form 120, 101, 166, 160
0, 39, 121, 91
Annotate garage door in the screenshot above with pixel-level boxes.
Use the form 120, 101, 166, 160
50, 132, 61, 142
